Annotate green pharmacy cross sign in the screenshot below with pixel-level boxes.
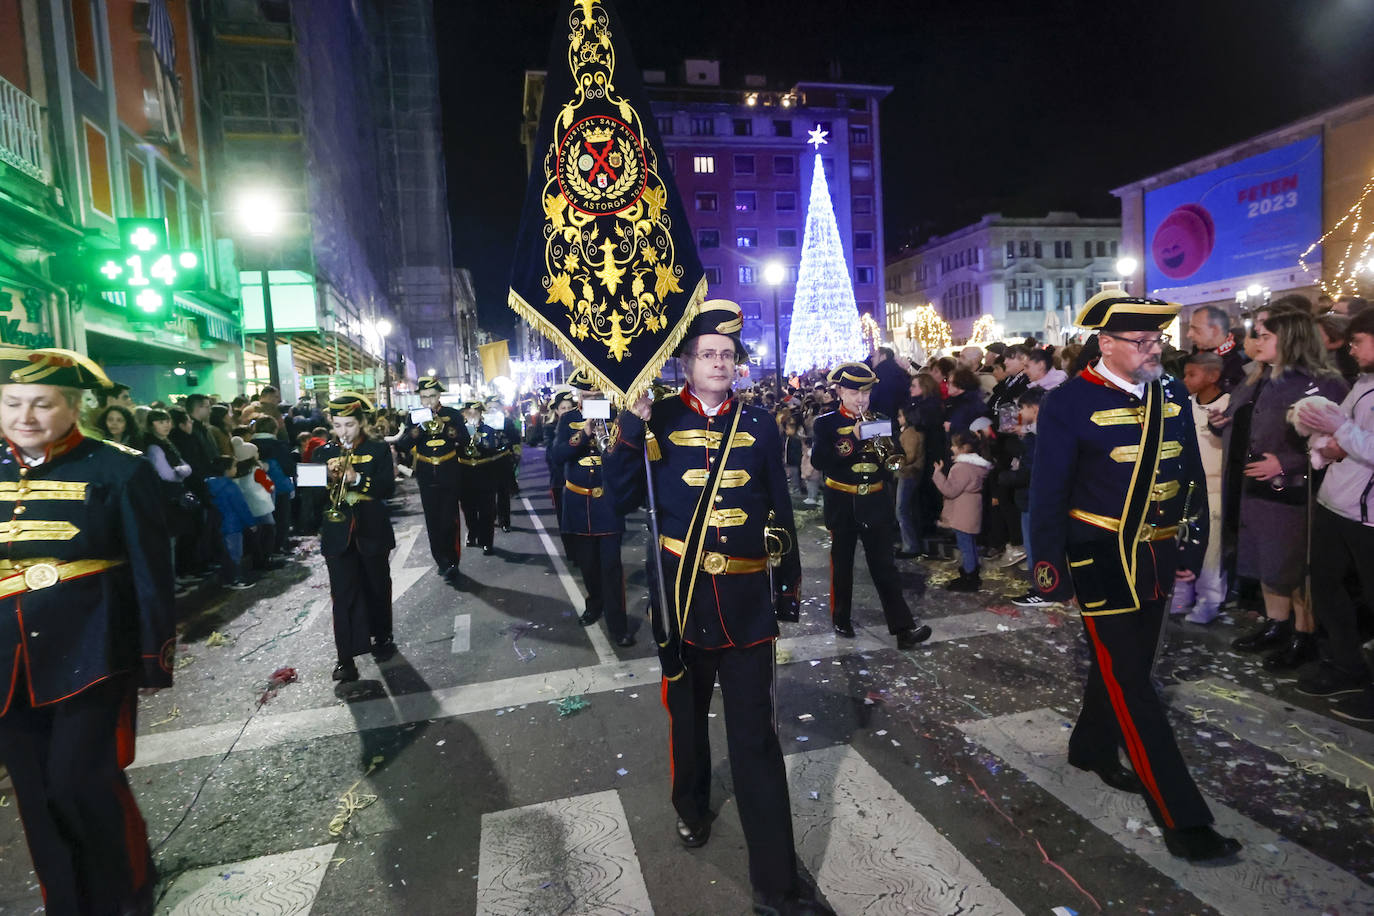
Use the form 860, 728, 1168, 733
82, 218, 206, 321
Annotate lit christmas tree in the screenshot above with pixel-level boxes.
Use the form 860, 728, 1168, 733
784, 125, 866, 374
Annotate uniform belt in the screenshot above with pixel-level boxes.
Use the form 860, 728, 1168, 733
659, 535, 768, 575
1069, 509, 1179, 542
0, 558, 125, 600
457, 455, 502, 466
415, 452, 456, 466
825, 477, 884, 496
343, 492, 373, 505
565, 481, 603, 498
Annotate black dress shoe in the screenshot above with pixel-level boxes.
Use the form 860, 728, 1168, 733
1232, 616, 1291, 652
615, 634, 635, 647
1071, 759, 1143, 793
437, 564, 455, 578
833, 623, 856, 638
1162, 825, 1242, 862
893, 549, 919, 559
1261, 632, 1318, 672
332, 661, 359, 682
676, 818, 710, 848
466, 537, 478, 548
753, 893, 836, 916
579, 610, 602, 626
482, 545, 493, 556
371, 638, 397, 662
896, 625, 932, 650
501, 524, 512, 533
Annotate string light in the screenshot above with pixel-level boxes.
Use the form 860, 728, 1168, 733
967, 314, 998, 346
1300, 175, 1374, 298
907, 304, 951, 354
859, 313, 883, 352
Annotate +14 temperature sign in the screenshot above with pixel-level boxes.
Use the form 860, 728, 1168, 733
83, 218, 207, 320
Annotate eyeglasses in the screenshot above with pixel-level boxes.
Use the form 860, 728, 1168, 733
1103, 333, 1171, 353
687, 349, 736, 363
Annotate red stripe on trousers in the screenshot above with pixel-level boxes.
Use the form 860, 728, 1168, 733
1083, 615, 1175, 829
660, 676, 675, 787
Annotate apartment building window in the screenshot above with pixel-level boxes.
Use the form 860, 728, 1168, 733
1053, 240, 1065, 259
1110, 240, 1119, 257
695, 192, 718, 211
693, 155, 715, 174
773, 155, 795, 175
734, 191, 756, 212
732, 118, 753, 137
1019, 240, 1030, 258
1054, 277, 1076, 310
739, 266, 756, 284
739, 300, 762, 320
733, 154, 755, 175
186, 197, 205, 251
1033, 241, 1043, 259
126, 154, 148, 217
817, 120, 833, 135
83, 120, 112, 218
775, 191, 796, 211
855, 266, 875, 284
1006, 241, 1015, 261
415, 337, 434, 350
1006, 276, 1045, 311
656, 115, 673, 136
704, 266, 722, 285
849, 125, 870, 145
698, 229, 720, 249
773, 119, 792, 137
851, 160, 872, 180
821, 157, 834, 177
690, 117, 714, 136
853, 196, 872, 215
71, 0, 100, 84
786, 266, 799, 283
736, 229, 758, 248
854, 232, 873, 250
777, 228, 797, 247
161, 180, 182, 245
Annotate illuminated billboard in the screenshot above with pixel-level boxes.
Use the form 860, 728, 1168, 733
1144, 135, 1322, 293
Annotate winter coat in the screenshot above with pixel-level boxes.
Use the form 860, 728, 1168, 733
896, 425, 924, 480
944, 388, 988, 438
206, 475, 257, 535
934, 452, 993, 534
234, 467, 276, 518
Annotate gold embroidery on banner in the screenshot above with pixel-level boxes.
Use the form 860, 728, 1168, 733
0, 520, 79, 541
1110, 441, 1182, 463
681, 469, 751, 488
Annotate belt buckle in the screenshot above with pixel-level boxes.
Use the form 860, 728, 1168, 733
1137, 525, 1153, 543
22, 562, 59, 590
702, 553, 728, 575
856, 483, 870, 496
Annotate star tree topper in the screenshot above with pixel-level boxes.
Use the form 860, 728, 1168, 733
807, 124, 829, 148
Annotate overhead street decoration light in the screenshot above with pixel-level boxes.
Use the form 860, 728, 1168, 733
82, 218, 206, 322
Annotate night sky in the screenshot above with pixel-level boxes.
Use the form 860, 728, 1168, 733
435, 0, 1374, 335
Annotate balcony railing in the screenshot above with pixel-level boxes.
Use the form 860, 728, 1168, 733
0, 75, 47, 183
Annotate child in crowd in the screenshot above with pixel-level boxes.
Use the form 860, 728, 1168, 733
205, 455, 258, 590
231, 436, 279, 573
783, 418, 804, 496
933, 431, 993, 592
1006, 388, 1049, 606
1171, 352, 1230, 624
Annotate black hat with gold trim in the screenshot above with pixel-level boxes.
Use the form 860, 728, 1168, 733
567, 368, 598, 392
326, 391, 374, 417
550, 389, 576, 410
417, 376, 445, 394
672, 299, 749, 361
4, 347, 114, 389
826, 361, 878, 391
461, 400, 485, 413
1075, 290, 1180, 332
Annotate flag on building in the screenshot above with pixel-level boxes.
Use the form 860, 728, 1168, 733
508, 0, 705, 403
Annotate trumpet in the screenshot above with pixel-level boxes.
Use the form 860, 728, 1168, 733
422, 415, 444, 435
323, 445, 355, 523
861, 411, 905, 473
590, 417, 613, 453
464, 432, 481, 459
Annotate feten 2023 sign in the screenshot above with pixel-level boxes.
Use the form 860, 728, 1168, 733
1143, 135, 1322, 294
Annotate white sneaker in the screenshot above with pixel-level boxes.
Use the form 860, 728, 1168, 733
803, 497, 817, 505
1010, 591, 1060, 609
1185, 606, 1220, 625
999, 547, 1027, 568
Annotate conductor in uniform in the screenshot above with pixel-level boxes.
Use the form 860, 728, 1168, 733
316, 393, 396, 682
605, 301, 831, 915
408, 377, 468, 580
811, 362, 931, 650
0, 347, 175, 915
1029, 291, 1240, 861
551, 370, 632, 646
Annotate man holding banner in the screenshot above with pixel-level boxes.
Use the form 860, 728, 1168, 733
509, 3, 829, 910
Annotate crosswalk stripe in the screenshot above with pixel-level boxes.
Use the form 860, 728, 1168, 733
787, 745, 1023, 915
521, 494, 617, 665
476, 789, 652, 916
958, 707, 1373, 916
1165, 677, 1374, 800
452, 613, 471, 653
159, 842, 336, 914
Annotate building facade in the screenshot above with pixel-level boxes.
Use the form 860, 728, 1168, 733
521, 63, 890, 368
1, 0, 242, 403
885, 212, 1121, 343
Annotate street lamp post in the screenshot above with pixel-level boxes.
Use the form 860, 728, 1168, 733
235, 188, 286, 394
376, 318, 394, 406
764, 261, 785, 396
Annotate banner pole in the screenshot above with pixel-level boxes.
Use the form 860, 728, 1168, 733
641, 444, 672, 644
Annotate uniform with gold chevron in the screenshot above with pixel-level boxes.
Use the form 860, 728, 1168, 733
507, 0, 706, 402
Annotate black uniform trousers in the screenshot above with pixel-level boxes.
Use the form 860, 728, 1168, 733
550, 487, 573, 557
661, 640, 797, 898
828, 517, 916, 634
0, 671, 155, 916
1069, 596, 1212, 831
461, 488, 496, 549
419, 483, 462, 570
1310, 505, 1374, 677
495, 467, 513, 529
327, 547, 393, 660
569, 533, 627, 638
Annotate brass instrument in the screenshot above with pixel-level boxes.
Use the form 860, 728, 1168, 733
323, 445, 355, 523
422, 414, 444, 435
464, 431, 481, 459
590, 416, 613, 453
861, 411, 905, 473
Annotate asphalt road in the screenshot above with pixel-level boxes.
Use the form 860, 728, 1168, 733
1, 447, 1372, 915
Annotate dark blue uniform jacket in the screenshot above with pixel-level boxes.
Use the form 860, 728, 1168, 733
551, 409, 623, 535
